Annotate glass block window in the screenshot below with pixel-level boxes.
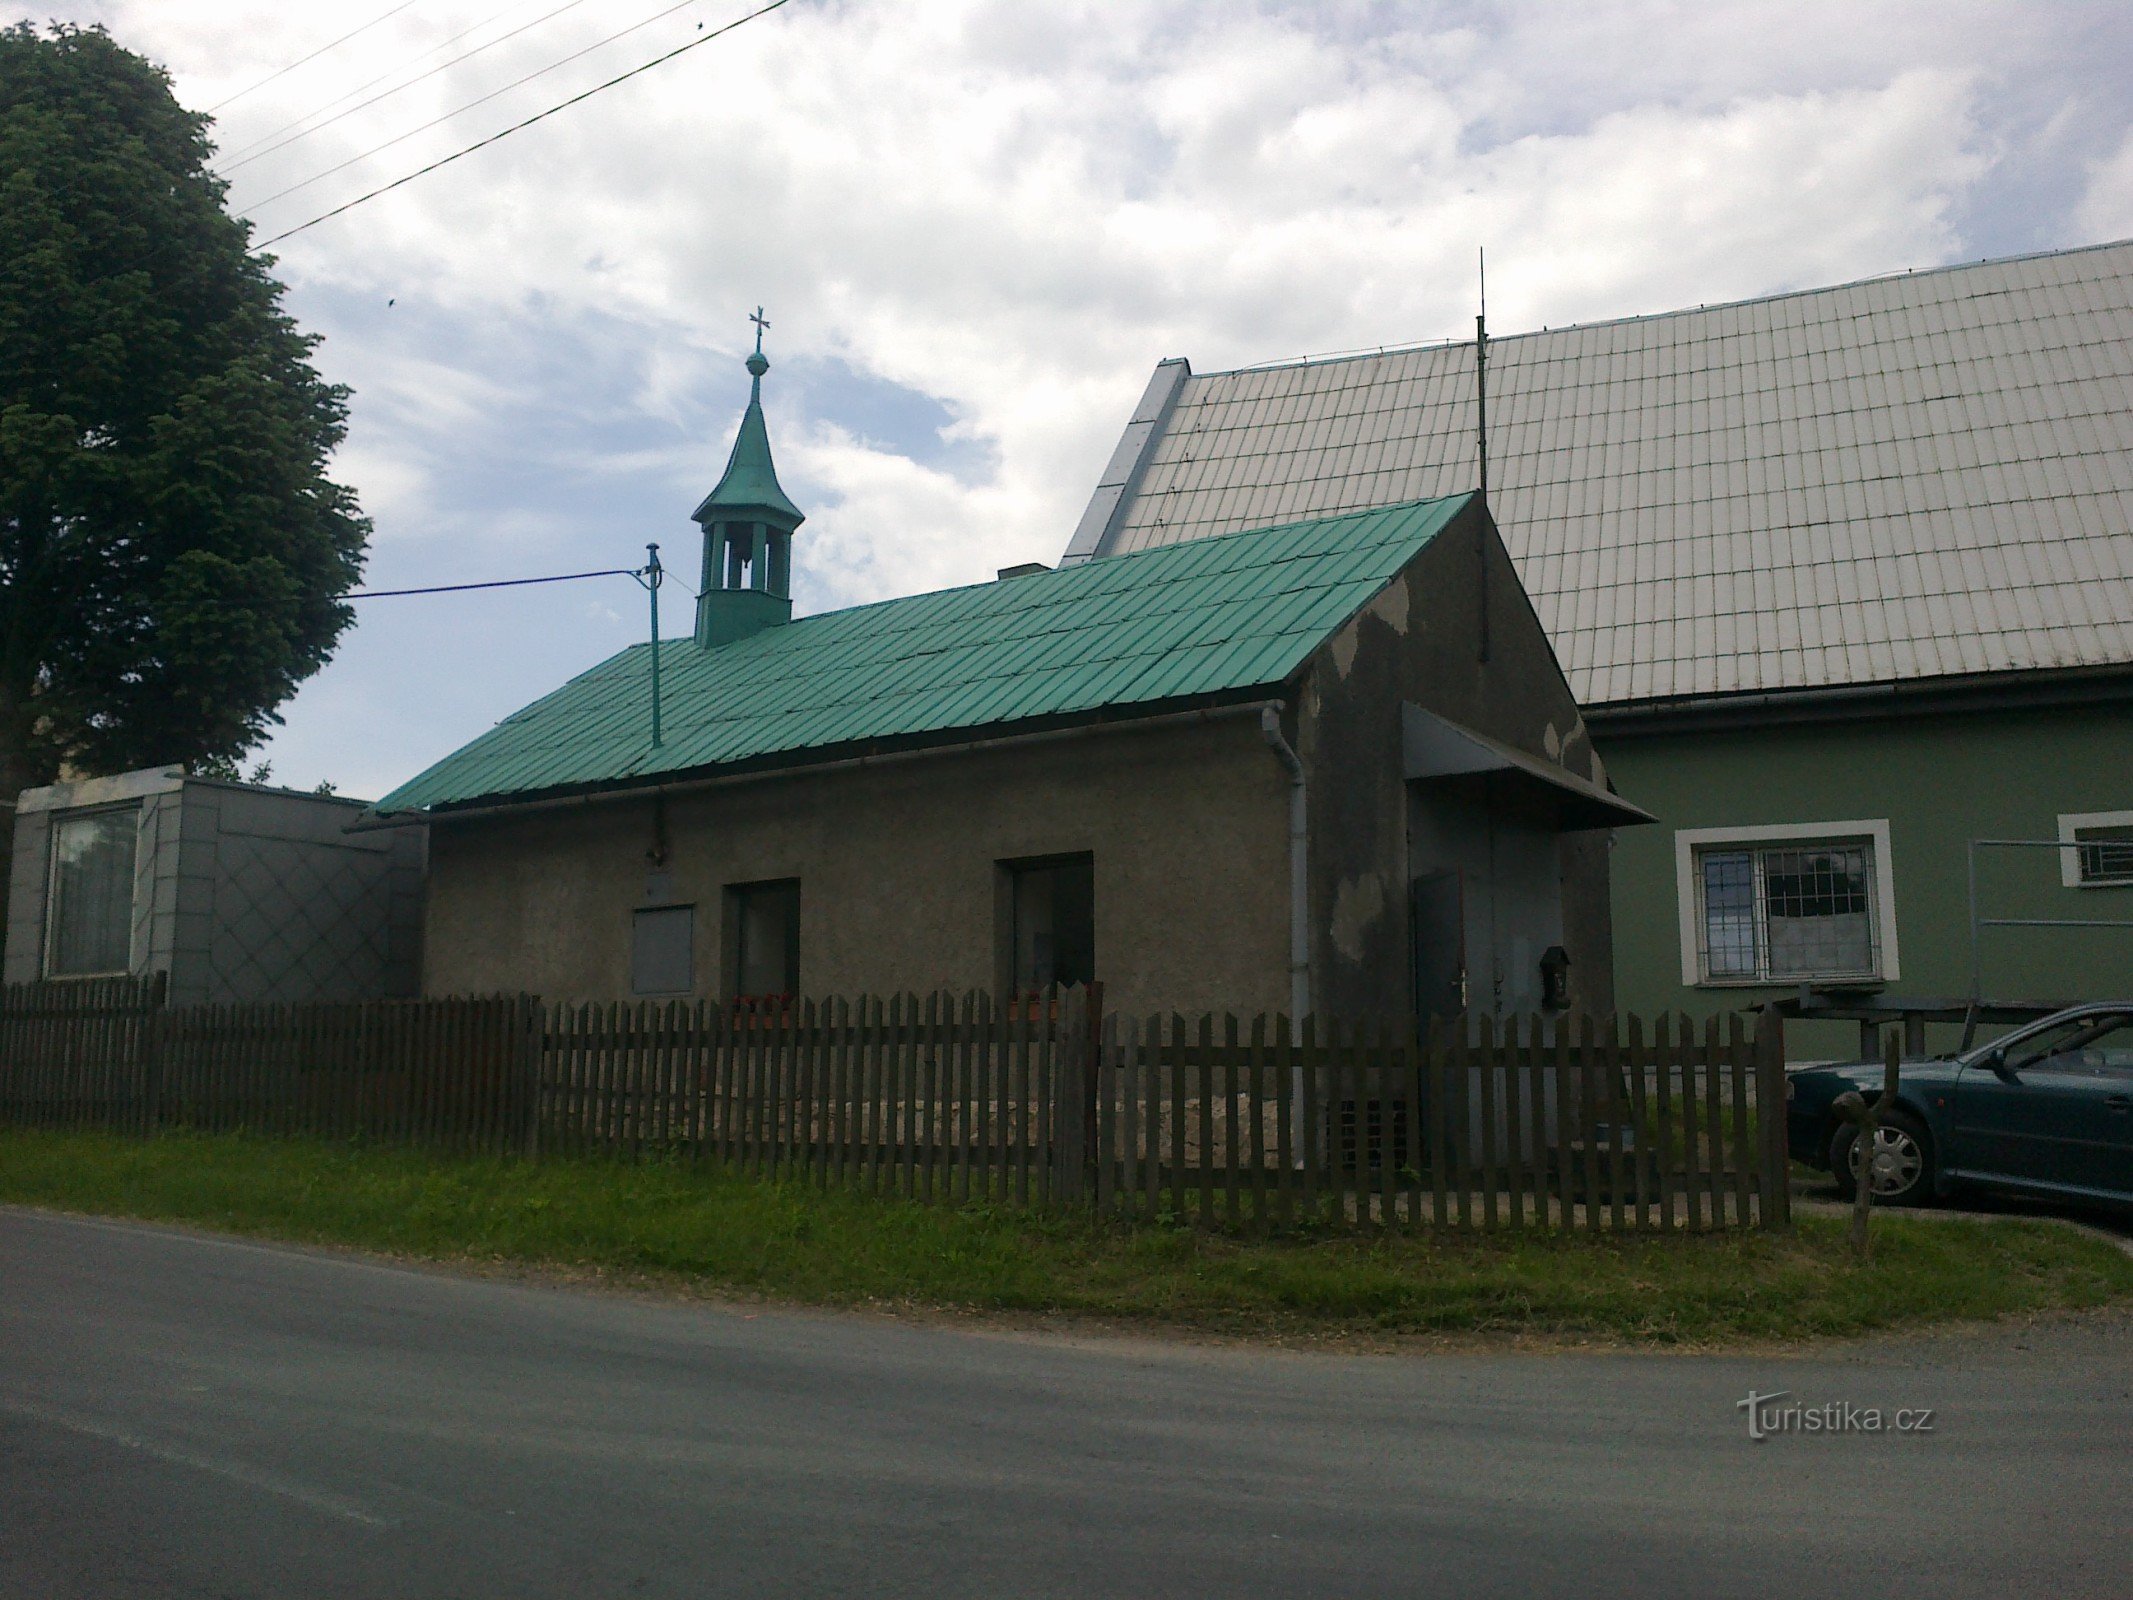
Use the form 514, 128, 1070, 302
1693, 838, 1879, 983
46, 808, 140, 977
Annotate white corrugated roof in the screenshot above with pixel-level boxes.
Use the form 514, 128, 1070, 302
1071, 239, 2133, 706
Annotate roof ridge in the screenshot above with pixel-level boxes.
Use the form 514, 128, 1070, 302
709, 492, 1477, 638
1208, 235, 2133, 378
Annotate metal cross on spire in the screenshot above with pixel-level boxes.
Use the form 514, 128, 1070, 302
749, 306, 770, 354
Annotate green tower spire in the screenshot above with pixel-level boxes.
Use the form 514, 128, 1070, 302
694, 309, 804, 648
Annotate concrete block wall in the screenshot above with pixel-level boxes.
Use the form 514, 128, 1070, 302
4, 805, 50, 984
3, 768, 424, 1003
173, 780, 425, 1005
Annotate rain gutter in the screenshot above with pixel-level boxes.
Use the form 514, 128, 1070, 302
1585, 662, 2133, 737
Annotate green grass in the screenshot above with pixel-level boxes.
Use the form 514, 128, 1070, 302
3, 1128, 2129, 1345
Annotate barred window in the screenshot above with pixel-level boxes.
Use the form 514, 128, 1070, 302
2073, 824, 2133, 887
1693, 839, 1880, 983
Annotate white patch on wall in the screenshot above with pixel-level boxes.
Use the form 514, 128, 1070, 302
1330, 873, 1387, 962
1365, 574, 1411, 635
1329, 623, 1361, 679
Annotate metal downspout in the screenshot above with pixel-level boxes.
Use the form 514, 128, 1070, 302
1258, 706, 1309, 1020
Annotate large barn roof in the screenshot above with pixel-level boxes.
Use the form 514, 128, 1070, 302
1064, 239, 2133, 708
375, 495, 1470, 814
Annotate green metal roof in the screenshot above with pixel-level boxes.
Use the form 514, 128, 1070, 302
375, 493, 1472, 813
690, 357, 804, 527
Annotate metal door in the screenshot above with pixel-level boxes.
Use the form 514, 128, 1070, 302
1410, 871, 1465, 1023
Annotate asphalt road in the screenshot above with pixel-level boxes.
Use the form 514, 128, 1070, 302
3, 1208, 2129, 1599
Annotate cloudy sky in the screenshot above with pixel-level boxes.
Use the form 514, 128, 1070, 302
30, 0, 2133, 797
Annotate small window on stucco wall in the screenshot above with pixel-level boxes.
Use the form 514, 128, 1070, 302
632, 905, 694, 996
1003, 854, 1094, 996
726, 879, 800, 1004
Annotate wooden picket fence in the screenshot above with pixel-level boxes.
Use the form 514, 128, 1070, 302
1087, 1009, 1788, 1232
0, 982, 1789, 1231
0, 978, 541, 1153
538, 994, 1084, 1206
0, 975, 167, 1136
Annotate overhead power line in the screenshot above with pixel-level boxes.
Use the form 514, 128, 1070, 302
220, 0, 603, 176
353, 567, 703, 601
351, 567, 641, 598
23, 0, 789, 298
218, 0, 541, 166
204, 0, 428, 114
253, 0, 794, 248
238, 0, 735, 223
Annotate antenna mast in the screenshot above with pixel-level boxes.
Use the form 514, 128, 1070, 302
638, 542, 665, 748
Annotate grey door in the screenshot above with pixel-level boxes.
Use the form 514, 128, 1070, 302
1410, 871, 1465, 1023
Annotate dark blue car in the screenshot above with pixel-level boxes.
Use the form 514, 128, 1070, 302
1787, 1003, 2133, 1208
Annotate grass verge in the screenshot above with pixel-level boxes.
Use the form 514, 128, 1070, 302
4, 1128, 2129, 1345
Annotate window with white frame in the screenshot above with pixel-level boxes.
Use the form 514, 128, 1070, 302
2059, 811, 2133, 888
1675, 822, 1897, 986
46, 806, 140, 977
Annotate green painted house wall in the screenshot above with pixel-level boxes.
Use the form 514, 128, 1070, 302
1599, 696, 2133, 1062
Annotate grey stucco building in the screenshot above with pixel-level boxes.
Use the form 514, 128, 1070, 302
372, 349, 1648, 1020
5, 766, 425, 1005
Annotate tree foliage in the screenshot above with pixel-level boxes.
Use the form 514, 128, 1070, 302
0, 23, 367, 795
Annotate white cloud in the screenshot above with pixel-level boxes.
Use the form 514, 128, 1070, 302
31, 0, 2133, 792
2075, 128, 2133, 242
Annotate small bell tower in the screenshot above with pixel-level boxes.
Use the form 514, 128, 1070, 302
693, 308, 804, 648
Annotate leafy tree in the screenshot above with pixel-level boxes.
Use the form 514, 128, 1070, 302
0, 22, 367, 803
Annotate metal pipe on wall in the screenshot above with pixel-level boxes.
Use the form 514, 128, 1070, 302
1258, 705, 1309, 1020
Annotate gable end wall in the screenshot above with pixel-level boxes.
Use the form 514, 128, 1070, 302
1295, 500, 1618, 1017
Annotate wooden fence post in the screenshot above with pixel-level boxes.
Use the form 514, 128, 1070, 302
520, 995, 545, 1160
137, 975, 166, 1138
1753, 1008, 1789, 1227
1083, 981, 1104, 1205
1050, 983, 1099, 1204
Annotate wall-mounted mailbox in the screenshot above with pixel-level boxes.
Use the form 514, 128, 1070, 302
1540, 944, 1571, 1011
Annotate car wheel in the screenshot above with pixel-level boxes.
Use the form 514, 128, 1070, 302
1830, 1110, 1934, 1206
